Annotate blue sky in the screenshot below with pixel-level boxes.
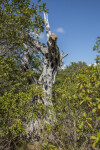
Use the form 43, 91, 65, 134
39, 0, 100, 66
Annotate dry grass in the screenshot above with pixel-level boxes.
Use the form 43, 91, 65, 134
27, 142, 41, 150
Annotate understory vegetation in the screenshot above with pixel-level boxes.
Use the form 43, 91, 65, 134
0, 0, 100, 149
0, 58, 100, 150
53, 62, 100, 150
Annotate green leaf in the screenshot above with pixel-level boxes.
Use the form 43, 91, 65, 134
90, 136, 97, 140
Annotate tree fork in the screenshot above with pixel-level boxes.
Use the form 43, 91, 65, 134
23, 12, 69, 140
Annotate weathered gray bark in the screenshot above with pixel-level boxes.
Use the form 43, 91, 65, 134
22, 12, 68, 140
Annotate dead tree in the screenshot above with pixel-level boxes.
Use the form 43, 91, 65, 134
22, 12, 69, 140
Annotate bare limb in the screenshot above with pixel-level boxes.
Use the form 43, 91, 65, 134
23, 43, 29, 51
63, 53, 69, 58
43, 12, 51, 40
22, 43, 37, 83
61, 50, 64, 56
27, 34, 48, 55
22, 43, 30, 70
60, 51, 69, 66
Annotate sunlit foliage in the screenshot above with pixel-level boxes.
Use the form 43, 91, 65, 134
0, 57, 43, 149
54, 62, 100, 149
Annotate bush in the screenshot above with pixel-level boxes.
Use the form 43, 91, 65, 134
0, 57, 42, 149
53, 63, 100, 149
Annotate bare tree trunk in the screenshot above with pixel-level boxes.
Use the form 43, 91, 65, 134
22, 12, 69, 141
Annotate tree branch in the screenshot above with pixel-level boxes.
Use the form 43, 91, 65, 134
22, 43, 37, 83
60, 51, 69, 66
63, 53, 69, 58
27, 34, 48, 55
43, 12, 51, 40
22, 43, 31, 70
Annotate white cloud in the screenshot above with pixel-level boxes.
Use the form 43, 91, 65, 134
39, 33, 45, 41
56, 27, 65, 33
88, 63, 97, 66
61, 64, 66, 70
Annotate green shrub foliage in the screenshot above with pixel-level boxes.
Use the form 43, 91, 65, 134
93, 36, 100, 64
0, 57, 43, 149
53, 62, 100, 149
